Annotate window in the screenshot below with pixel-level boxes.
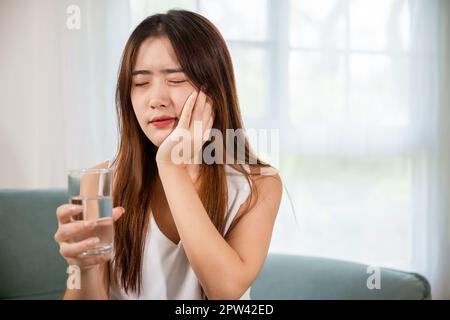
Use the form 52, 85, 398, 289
284, 0, 413, 270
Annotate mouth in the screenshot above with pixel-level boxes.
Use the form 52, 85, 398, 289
149, 117, 177, 128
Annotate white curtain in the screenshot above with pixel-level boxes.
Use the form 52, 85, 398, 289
409, 0, 450, 300
264, 0, 450, 299
0, 0, 129, 189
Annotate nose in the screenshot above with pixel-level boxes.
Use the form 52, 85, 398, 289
148, 79, 170, 109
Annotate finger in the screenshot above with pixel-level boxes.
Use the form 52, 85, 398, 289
59, 237, 102, 258
178, 91, 198, 129
54, 220, 97, 243
192, 91, 207, 121
112, 207, 125, 222
190, 93, 208, 140
206, 114, 214, 130
188, 91, 206, 133
201, 101, 213, 124
203, 116, 214, 142
56, 204, 84, 225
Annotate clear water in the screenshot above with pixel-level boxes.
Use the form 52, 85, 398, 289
70, 196, 113, 256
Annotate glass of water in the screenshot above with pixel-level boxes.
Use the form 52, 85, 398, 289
68, 168, 113, 256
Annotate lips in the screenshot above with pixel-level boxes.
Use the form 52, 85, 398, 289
150, 115, 176, 123
149, 115, 177, 128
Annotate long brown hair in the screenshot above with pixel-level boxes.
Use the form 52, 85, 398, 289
110, 9, 273, 296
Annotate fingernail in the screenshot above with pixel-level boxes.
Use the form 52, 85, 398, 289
91, 237, 100, 244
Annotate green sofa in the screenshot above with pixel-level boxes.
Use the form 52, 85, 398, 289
0, 189, 431, 300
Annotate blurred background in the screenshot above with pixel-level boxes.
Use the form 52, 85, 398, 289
0, 0, 449, 298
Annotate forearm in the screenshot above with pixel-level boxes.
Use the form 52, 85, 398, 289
157, 164, 247, 299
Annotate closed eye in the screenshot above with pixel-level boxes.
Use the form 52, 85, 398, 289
134, 82, 149, 87
168, 80, 186, 84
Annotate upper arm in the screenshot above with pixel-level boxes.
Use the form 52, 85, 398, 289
224, 168, 283, 289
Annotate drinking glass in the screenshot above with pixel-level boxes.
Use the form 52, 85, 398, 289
68, 168, 113, 256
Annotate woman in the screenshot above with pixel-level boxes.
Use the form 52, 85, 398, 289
54, 9, 282, 300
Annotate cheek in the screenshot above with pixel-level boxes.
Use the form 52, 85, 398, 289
172, 88, 196, 117
130, 92, 146, 123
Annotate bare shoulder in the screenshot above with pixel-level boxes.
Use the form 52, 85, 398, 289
249, 165, 282, 196
91, 160, 110, 170
240, 165, 283, 218
228, 164, 282, 232
81, 160, 112, 193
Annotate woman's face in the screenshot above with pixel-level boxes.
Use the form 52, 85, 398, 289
131, 36, 197, 147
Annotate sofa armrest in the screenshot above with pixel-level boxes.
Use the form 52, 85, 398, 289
251, 254, 431, 300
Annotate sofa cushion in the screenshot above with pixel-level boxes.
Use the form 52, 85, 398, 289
0, 189, 68, 299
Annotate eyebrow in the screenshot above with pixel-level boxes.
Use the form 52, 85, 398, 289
132, 68, 184, 76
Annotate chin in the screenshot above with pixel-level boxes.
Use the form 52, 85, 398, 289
147, 130, 172, 147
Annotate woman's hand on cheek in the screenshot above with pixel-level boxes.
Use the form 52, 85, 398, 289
156, 89, 214, 169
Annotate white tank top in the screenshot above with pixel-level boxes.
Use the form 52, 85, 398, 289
108, 162, 253, 300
